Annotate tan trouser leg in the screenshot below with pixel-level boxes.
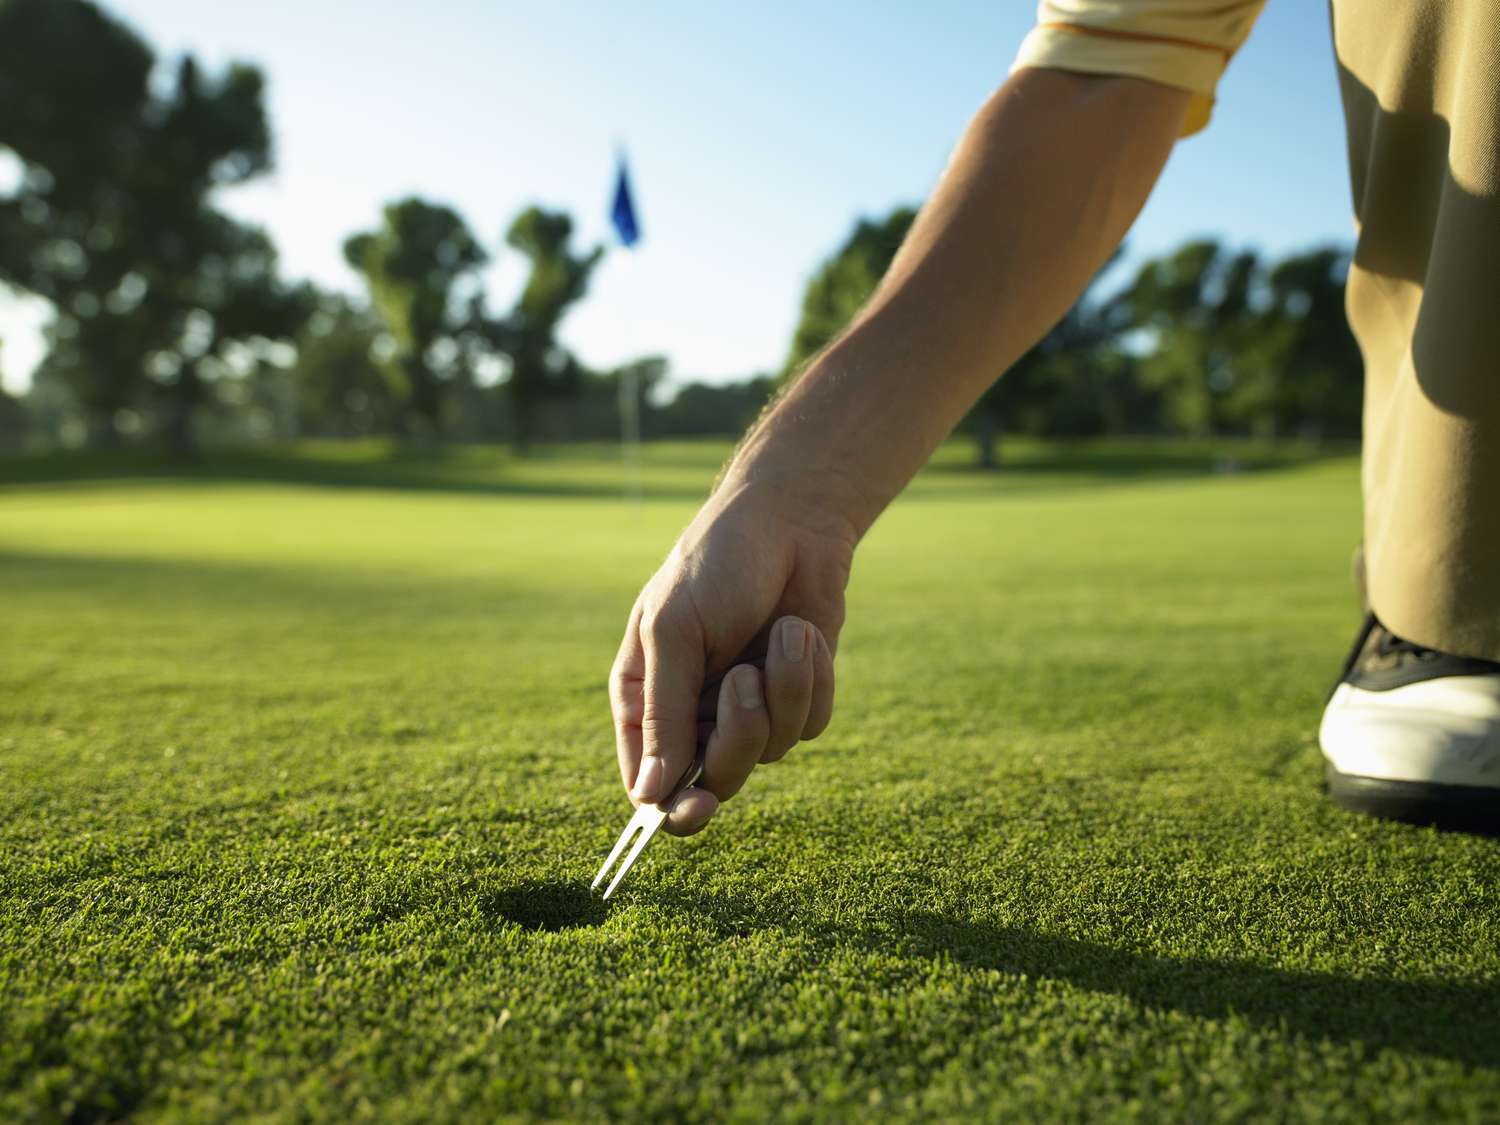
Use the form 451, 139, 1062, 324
1335, 0, 1500, 660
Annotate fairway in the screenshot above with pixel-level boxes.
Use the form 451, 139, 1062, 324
3, 443, 1498, 1121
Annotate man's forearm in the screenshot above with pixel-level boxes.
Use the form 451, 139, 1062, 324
725, 68, 1190, 538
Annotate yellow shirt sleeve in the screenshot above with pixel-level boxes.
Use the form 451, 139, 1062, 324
1011, 1, 1267, 136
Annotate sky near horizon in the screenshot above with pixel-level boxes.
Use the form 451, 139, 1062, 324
0, 1, 1353, 395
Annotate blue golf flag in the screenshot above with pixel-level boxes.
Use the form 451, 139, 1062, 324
611, 156, 641, 248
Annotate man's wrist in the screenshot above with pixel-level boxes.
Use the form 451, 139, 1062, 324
717, 430, 876, 548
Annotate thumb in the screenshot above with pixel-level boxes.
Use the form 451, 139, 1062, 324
633, 603, 705, 806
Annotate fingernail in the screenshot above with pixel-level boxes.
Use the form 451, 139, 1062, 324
782, 618, 808, 662
632, 756, 663, 801
734, 665, 763, 709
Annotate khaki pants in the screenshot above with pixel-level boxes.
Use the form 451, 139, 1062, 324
1336, 1, 1500, 660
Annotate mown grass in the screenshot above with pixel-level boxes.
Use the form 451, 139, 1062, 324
2, 440, 1497, 1122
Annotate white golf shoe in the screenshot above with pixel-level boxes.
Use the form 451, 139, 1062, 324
1321, 613, 1500, 832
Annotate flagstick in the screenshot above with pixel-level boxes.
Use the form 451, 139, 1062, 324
620, 361, 641, 507
612, 148, 644, 508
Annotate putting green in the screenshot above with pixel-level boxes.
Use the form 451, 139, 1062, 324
3, 441, 1496, 1121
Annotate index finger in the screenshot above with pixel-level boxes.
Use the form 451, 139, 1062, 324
633, 601, 705, 806
610, 601, 646, 798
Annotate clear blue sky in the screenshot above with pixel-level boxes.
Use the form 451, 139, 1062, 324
0, 1, 1353, 393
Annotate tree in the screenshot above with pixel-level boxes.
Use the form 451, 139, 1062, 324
295, 294, 399, 438
0, 345, 24, 450
784, 204, 1366, 453
967, 250, 1126, 467
0, 0, 154, 441
1103, 241, 1360, 442
343, 197, 487, 438
502, 356, 667, 445
783, 207, 917, 379
1256, 247, 1361, 440
500, 206, 603, 452
609, 355, 668, 440
783, 205, 1121, 465
150, 215, 313, 453
650, 375, 777, 438
0, 0, 289, 450
1104, 240, 1262, 438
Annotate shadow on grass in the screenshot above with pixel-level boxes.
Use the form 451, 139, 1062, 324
921, 439, 1355, 481
0, 549, 553, 620
483, 879, 609, 932
653, 887, 1499, 1070
0, 446, 717, 502
0, 439, 1355, 504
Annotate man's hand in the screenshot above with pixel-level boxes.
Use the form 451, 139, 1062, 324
608, 68, 1187, 836
609, 472, 856, 835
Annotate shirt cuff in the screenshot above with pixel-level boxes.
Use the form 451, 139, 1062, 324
1010, 21, 1231, 136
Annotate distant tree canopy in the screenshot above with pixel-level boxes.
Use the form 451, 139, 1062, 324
781, 204, 1363, 464
0, 5, 1362, 458
1254, 247, 1362, 440
340, 201, 605, 452
343, 197, 486, 438
0, 380, 23, 453
497, 206, 603, 451
969, 249, 1129, 467
0, 0, 308, 452
1108, 240, 1361, 441
783, 207, 917, 378
294, 294, 398, 439
650, 375, 778, 439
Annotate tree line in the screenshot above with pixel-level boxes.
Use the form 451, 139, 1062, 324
0, 0, 1361, 464
784, 209, 1362, 466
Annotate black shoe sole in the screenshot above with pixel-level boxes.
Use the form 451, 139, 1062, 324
1326, 765, 1500, 836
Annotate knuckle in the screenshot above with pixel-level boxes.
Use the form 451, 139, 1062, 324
613, 691, 644, 728
811, 609, 844, 654
607, 663, 630, 701
640, 600, 688, 649
609, 682, 643, 725
640, 608, 667, 645
639, 710, 684, 744
823, 602, 846, 635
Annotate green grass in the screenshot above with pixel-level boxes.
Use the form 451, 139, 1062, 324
2, 440, 1497, 1122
